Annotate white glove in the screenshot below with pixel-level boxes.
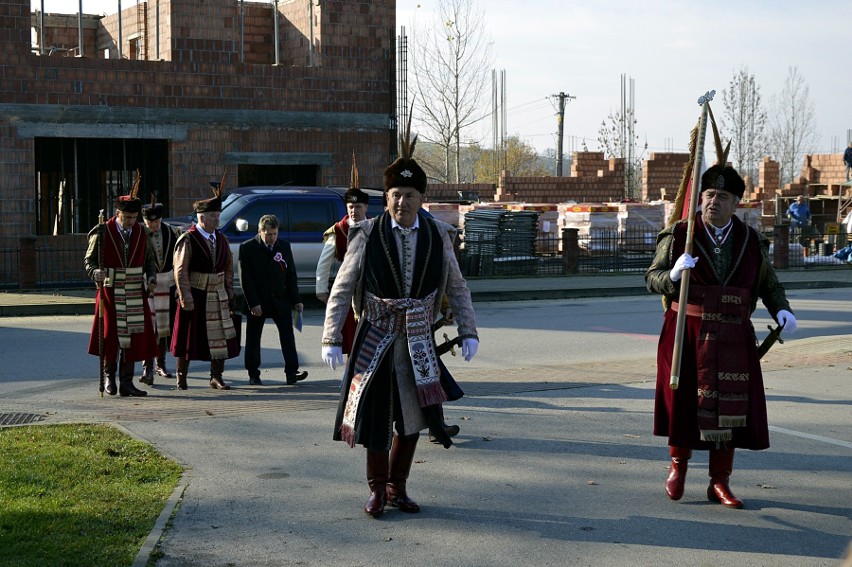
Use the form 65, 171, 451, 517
322, 345, 344, 370
776, 310, 797, 334
669, 253, 699, 282
461, 338, 479, 362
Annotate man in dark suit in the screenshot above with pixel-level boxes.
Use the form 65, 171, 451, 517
239, 214, 307, 386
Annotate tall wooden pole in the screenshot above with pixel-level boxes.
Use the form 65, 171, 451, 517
670, 90, 714, 390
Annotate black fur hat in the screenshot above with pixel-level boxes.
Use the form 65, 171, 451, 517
383, 112, 427, 194
701, 165, 745, 199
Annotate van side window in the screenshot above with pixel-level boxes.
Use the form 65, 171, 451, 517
290, 201, 335, 233
224, 203, 288, 236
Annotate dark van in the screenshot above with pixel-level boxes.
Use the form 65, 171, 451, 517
165, 186, 384, 288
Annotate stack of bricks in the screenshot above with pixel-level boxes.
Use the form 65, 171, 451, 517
558, 203, 619, 255
494, 152, 626, 204
798, 153, 848, 186
613, 202, 665, 252
642, 152, 689, 202
758, 157, 780, 201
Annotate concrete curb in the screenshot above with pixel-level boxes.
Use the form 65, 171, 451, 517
132, 476, 188, 567
3, 278, 850, 316
111, 423, 189, 567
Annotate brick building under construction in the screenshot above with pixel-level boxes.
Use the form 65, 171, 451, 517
0, 0, 397, 285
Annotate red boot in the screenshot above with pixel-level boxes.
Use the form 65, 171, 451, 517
386, 434, 421, 513
364, 449, 389, 517
707, 446, 744, 509
665, 446, 692, 501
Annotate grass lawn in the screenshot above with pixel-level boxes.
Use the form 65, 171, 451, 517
0, 423, 184, 567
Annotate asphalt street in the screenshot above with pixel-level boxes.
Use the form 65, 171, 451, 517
1, 279, 851, 567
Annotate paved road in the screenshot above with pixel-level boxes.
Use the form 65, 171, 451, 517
1, 286, 850, 567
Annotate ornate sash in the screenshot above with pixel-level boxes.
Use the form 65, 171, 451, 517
150, 270, 174, 339
191, 271, 237, 359
110, 266, 146, 348
694, 286, 752, 442
339, 289, 443, 447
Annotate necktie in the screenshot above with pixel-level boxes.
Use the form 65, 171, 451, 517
208, 234, 216, 264
397, 226, 414, 296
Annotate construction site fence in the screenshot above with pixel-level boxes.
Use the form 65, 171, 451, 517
0, 227, 850, 290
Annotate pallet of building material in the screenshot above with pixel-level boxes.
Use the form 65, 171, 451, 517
735, 201, 763, 231
422, 202, 460, 227
462, 209, 540, 276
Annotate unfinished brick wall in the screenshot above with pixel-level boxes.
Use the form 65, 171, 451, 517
799, 153, 848, 185
32, 13, 100, 57
492, 153, 626, 203
642, 152, 689, 202
0, 0, 396, 244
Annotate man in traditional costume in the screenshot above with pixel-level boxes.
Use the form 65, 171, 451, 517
321, 130, 479, 517
171, 184, 240, 391
140, 200, 181, 385
315, 156, 370, 356
646, 164, 797, 509
84, 183, 158, 397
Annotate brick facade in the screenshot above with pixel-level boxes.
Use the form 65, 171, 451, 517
0, 0, 395, 287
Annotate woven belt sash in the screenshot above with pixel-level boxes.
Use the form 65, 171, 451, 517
107, 267, 146, 348
676, 291, 752, 443
192, 271, 236, 359
339, 290, 443, 447
150, 270, 174, 339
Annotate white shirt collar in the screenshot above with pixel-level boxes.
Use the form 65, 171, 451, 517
706, 218, 732, 233
196, 225, 215, 240
390, 215, 420, 231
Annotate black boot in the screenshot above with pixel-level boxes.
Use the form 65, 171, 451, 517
386, 433, 421, 513
104, 361, 117, 396
176, 358, 189, 390
365, 449, 389, 517
140, 358, 155, 385
119, 360, 147, 397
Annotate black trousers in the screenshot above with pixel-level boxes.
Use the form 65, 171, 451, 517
244, 307, 299, 378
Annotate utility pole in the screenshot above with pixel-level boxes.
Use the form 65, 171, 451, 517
552, 92, 575, 177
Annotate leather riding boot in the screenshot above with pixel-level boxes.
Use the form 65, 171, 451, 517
209, 358, 230, 390
104, 361, 118, 396
156, 338, 173, 377
665, 446, 692, 501
364, 449, 389, 517
386, 434, 421, 513
708, 446, 743, 509
119, 359, 147, 397
140, 358, 155, 385
176, 358, 189, 391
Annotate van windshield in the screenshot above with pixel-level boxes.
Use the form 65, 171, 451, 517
218, 194, 248, 227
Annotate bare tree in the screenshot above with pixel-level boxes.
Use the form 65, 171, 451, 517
597, 110, 647, 200
472, 135, 548, 183
721, 66, 767, 182
769, 67, 819, 186
410, 0, 494, 183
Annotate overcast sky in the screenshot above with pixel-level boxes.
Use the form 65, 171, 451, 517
36, 0, 849, 156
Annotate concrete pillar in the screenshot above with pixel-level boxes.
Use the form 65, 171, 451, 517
561, 228, 579, 274
772, 225, 789, 269
19, 237, 37, 288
